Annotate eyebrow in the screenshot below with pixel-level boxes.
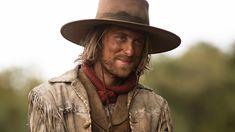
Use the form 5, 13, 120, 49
116, 29, 145, 38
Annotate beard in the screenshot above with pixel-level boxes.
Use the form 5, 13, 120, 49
101, 55, 139, 78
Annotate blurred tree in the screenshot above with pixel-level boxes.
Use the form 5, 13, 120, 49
0, 67, 42, 132
228, 42, 235, 66
141, 42, 235, 132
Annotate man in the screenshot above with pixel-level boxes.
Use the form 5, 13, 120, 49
28, 0, 181, 131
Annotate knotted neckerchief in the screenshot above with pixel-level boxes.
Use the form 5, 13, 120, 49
83, 64, 137, 105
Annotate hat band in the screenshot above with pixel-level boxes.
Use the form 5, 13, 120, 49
97, 11, 149, 25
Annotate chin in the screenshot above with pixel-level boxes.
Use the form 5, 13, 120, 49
114, 70, 133, 78
102, 61, 135, 78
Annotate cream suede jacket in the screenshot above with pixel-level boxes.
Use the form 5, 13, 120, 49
28, 66, 173, 132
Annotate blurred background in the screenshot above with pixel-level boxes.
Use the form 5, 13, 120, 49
0, 0, 235, 132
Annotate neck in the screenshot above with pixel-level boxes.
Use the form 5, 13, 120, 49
93, 62, 121, 87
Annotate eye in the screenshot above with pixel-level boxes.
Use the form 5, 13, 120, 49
134, 38, 145, 47
114, 33, 127, 42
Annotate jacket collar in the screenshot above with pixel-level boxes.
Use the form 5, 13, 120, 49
47, 64, 149, 110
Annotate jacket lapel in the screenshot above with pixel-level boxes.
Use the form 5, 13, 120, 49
111, 94, 129, 125
78, 67, 109, 130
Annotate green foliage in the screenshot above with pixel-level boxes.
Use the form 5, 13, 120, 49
0, 67, 42, 132
141, 42, 235, 132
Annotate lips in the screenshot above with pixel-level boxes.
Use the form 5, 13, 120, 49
117, 60, 131, 65
116, 56, 134, 64
116, 59, 137, 69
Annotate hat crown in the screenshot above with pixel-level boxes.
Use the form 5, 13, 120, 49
61, 0, 181, 54
96, 0, 149, 25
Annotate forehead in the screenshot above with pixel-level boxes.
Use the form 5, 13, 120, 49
104, 25, 146, 38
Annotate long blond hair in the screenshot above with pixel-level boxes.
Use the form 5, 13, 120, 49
78, 25, 151, 75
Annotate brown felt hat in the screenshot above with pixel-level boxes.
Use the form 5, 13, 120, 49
61, 0, 181, 54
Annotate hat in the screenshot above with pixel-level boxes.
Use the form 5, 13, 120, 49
61, 0, 181, 54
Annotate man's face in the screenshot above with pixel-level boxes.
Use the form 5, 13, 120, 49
100, 26, 145, 78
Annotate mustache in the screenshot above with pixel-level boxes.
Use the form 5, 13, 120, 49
114, 55, 137, 62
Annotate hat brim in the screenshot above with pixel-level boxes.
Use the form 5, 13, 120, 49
61, 19, 181, 54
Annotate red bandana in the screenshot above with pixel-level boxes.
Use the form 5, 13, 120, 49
83, 64, 137, 104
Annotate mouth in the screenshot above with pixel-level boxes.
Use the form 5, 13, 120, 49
117, 59, 131, 65
116, 57, 134, 65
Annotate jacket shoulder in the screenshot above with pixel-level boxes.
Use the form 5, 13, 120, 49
28, 78, 74, 132
28, 68, 78, 112
29, 67, 79, 98
28, 82, 58, 114
137, 84, 164, 101
131, 84, 168, 111
129, 84, 173, 131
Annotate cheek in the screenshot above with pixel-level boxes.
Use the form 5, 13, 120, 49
134, 47, 144, 59
102, 42, 121, 57
136, 49, 143, 56
102, 46, 117, 60
136, 43, 145, 53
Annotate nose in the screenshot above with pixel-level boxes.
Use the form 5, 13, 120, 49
123, 41, 134, 56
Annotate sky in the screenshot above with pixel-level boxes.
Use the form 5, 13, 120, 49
0, 0, 235, 79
